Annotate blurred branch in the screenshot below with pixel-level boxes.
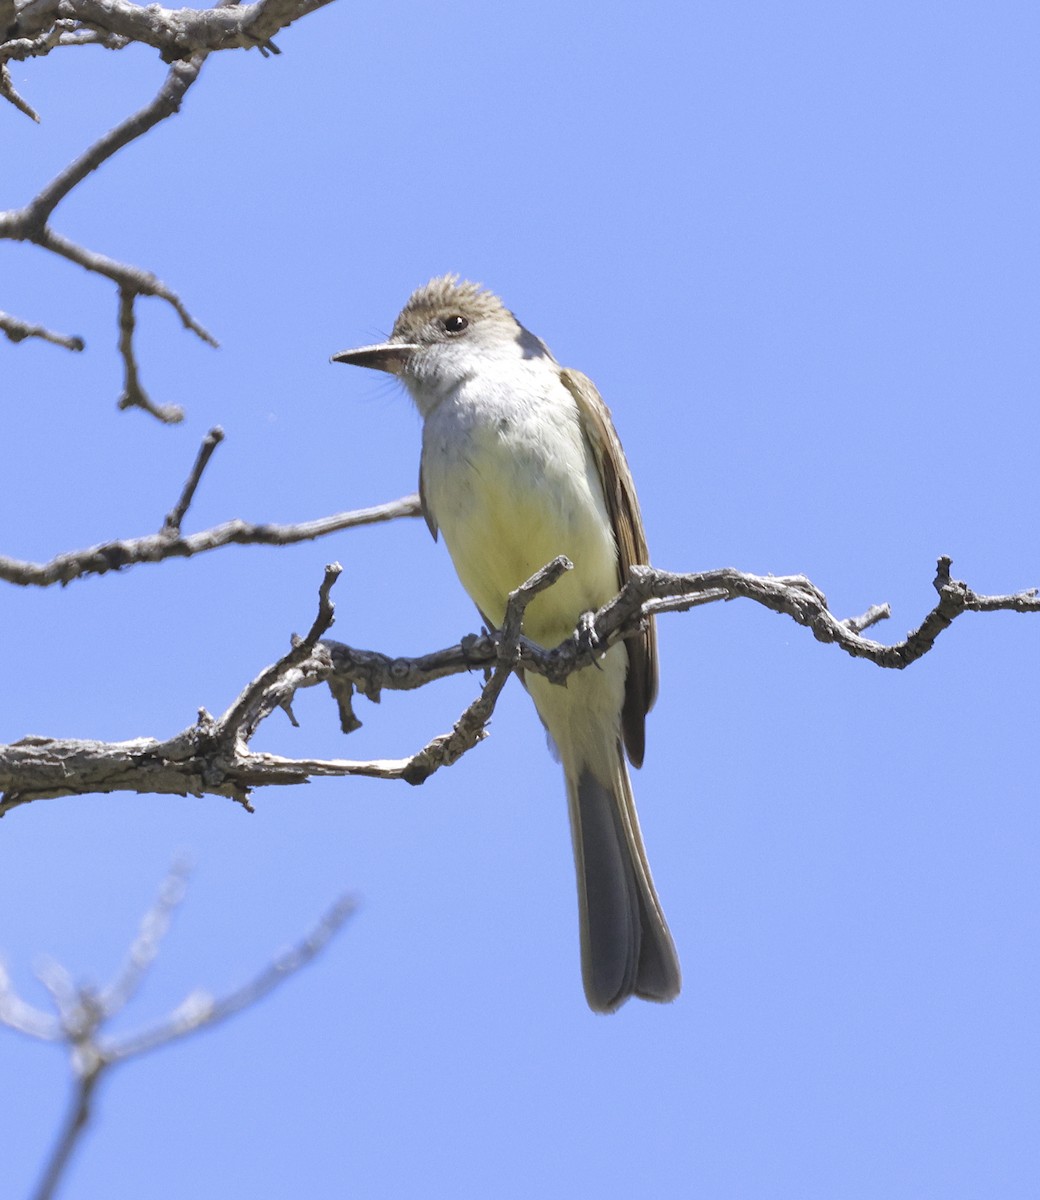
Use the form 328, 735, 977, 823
0, 426, 424, 587
0, 860, 356, 1200
1, 0, 336, 420
110, 891, 358, 1059
96, 857, 192, 1017
0, 557, 1035, 813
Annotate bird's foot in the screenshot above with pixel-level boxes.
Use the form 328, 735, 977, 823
575, 610, 604, 669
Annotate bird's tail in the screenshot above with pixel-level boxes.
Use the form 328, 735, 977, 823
566, 748, 681, 1013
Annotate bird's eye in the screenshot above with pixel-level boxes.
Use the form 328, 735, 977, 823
442, 314, 469, 334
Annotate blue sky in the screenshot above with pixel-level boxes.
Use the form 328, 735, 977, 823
2, 3, 1039, 1196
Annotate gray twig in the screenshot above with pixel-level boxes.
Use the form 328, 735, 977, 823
35, 226, 218, 346
109, 892, 357, 1060
0, 437, 422, 587
0, 310, 83, 350
399, 556, 572, 786
31, 1067, 102, 1200
8, 57, 204, 229
162, 427, 225, 533
96, 857, 193, 1017
115, 286, 178, 422
0, 58, 217, 415
0, 860, 356, 1200
2, 0, 335, 419
0, 60, 39, 119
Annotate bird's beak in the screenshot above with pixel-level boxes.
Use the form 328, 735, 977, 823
330, 341, 418, 375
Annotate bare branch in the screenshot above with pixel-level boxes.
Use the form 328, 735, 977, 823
0, 494, 423, 585
0, 309, 83, 349
2, 0, 336, 419
399, 556, 572, 786
1, 22, 65, 63
0, 864, 356, 1200
33, 958, 81, 1025
107, 892, 357, 1060
0, 557, 1035, 815
31, 1067, 102, 1200
96, 858, 193, 1017
0, 960, 61, 1039
163, 426, 225, 533
1, 60, 217, 417
842, 603, 891, 635
0, 425, 422, 588
114, 285, 184, 422
10, 56, 204, 229
216, 561, 342, 747
589, 557, 1040, 673
7, 0, 337, 61
1, 59, 218, 395
56, 27, 130, 49
0, 59, 39, 119
36, 221, 218, 341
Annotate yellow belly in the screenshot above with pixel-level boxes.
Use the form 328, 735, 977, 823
424, 418, 619, 648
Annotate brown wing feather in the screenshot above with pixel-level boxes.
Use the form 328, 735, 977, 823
560, 368, 658, 768
418, 460, 439, 540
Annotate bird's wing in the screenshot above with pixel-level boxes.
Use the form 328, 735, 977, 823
560, 367, 658, 768
418, 460, 439, 540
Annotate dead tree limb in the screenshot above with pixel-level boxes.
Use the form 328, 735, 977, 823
1, 557, 1035, 815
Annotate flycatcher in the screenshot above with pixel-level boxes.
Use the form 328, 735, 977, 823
333, 276, 680, 1012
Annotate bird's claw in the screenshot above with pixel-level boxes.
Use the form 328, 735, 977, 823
576, 611, 603, 667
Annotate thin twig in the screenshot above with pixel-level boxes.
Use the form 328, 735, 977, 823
162, 427, 225, 533
0, 461, 422, 588
400, 556, 572, 785
97, 858, 193, 1017
0, 863, 357, 1200
108, 892, 357, 1060
216, 562, 342, 751
31, 1066, 103, 1200
34, 226, 218, 345
115, 285, 182, 422
0, 23, 65, 64
0, 60, 40, 120
1, 0, 336, 417
19, 57, 205, 229
34, 959, 80, 1026
0, 55, 217, 393
841, 603, 891, 635
0, 310, 83, 350
0, 961, 61, 1039
0, 2, 338, 420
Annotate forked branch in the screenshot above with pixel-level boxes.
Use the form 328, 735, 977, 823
0, 859, 356, 1200
0, 427, 424, 587
0, 556, 1035, 814
2, 0, 337, 420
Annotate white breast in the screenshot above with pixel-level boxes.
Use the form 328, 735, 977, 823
420, 364, 619, 648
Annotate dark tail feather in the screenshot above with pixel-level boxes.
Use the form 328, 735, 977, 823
569, 755, 681, 1013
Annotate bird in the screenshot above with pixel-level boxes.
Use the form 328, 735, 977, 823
332, 276, 680, 1012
